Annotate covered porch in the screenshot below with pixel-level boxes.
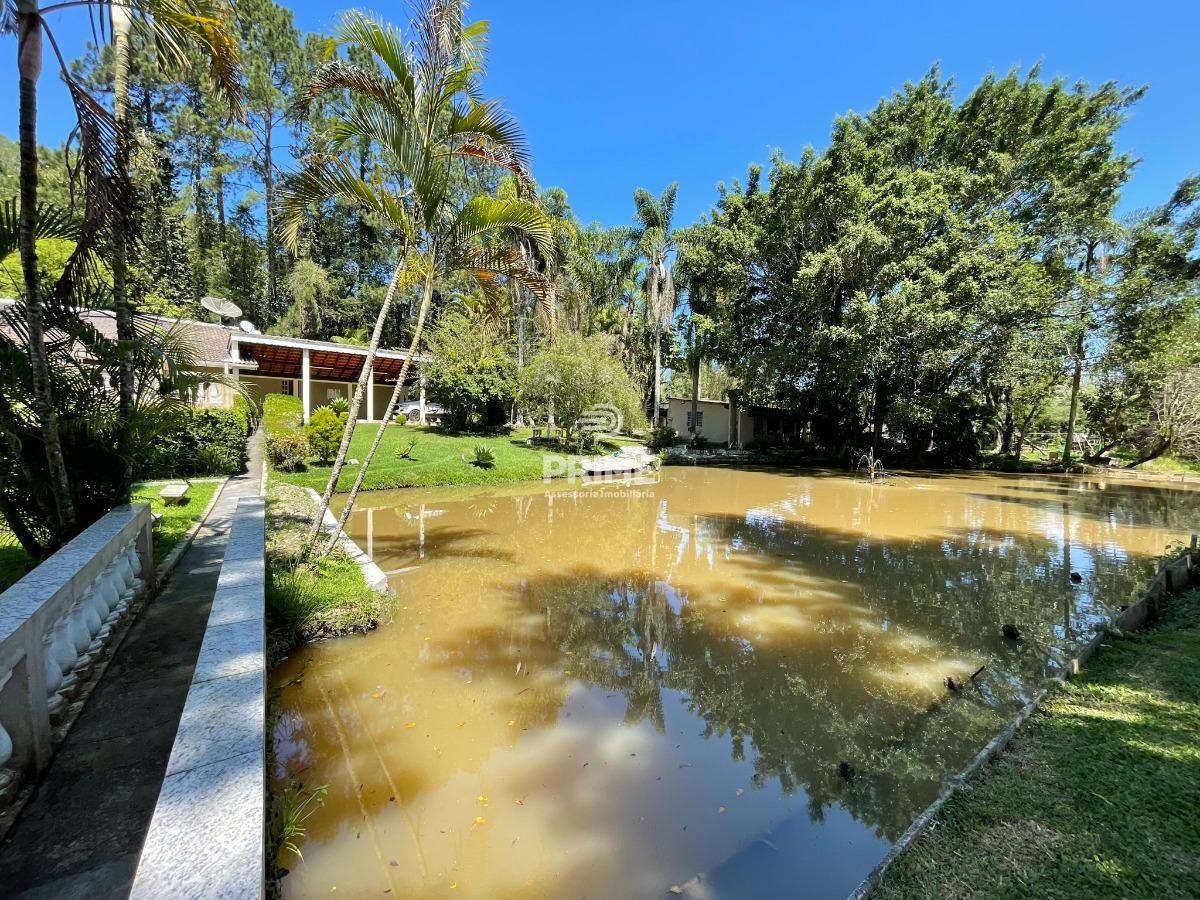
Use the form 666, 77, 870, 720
226, 334, 426, 423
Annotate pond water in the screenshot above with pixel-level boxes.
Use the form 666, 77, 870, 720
271, 467, 1197, 899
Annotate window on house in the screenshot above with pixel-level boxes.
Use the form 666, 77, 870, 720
686, 410, 704, 428
281, 380, 294, 396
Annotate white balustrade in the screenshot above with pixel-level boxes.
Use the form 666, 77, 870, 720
0, 670, 13, 799
0, 503, 155, 804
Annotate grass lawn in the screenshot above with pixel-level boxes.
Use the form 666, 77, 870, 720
132, 481, 221, 565
264, 482, 389, 659
0, 480, 220, 593
0, 535, 35, 593
269, 424, 631, 492
874, 588, 1200, 900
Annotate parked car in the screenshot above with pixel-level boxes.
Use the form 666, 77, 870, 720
391, 401, 445, 423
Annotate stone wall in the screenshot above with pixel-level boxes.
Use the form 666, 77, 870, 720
0, 505, 154, 807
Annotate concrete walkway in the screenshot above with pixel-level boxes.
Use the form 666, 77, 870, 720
0, 432, 264, 899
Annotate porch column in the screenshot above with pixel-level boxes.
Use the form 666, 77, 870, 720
229, 338, 240, 409
301, 348, 311, 423
367, 365, 375, 421
419, 373, 427, 426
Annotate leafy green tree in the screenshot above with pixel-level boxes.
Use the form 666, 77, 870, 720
520, 333, 644, 446
236, 0, 302, 316
9, 0, 240, 538
424, 307, 518, 430
281, 4, 554, 552
632, 183, 678, 423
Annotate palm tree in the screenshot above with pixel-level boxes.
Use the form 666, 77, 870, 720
8, 0, 241, 531
281, 4, 553, 551
0, 203, 245, 554
632, 183, 679, 425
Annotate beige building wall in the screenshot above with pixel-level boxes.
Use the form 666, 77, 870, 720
666, 397, 732, 445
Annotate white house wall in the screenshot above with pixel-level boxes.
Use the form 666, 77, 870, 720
666, 398, 732, 446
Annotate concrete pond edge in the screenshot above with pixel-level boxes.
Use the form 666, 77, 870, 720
847, 539, 1198, 900
303, 488, 390, 593
130, 496, 267, 900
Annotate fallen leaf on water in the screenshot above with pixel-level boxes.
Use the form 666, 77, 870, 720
564, 670, 572, 675
735, 788, 744, 796
718, 806, 726, 813
449, 884, 457, 890
470, 816, 486, 830
405, 722, 416, 728
477, 794, 488, 802
457, 721, 466, 727
669, 887, 682, 895
514, 799, 523, 805
505, 720, 515, 726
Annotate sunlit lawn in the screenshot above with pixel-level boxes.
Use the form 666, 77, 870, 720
269, 424, 639, 492
875, 588, 1200, 900
132, 481, 220, 565
0, 481, 220, 593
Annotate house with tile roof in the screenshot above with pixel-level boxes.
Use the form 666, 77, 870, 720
1, 300, 427, 423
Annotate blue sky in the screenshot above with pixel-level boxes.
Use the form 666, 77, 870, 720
8, 1, 1198, 230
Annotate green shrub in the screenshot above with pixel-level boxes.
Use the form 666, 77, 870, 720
471, 444, 495, 468
233, 393, 261, 431
393, 438, 418, 460
306, 408, 344, 463
266, 431, 309, 472
328, 396, 350, 416
266, 567, 324, 654
264, 393, 303, 435
646, 426, 677, 453
689, 434, 712, 451
137, 407, 247, 478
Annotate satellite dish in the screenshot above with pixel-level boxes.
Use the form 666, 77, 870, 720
239, 320, 256, 334
200, 296, 243, 322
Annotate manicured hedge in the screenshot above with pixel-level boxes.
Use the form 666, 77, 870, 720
264, 393, 303, 435
138, 407, 250, 478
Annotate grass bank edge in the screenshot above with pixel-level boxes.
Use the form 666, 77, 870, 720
264, 481, 392, 661
872, 587, 1200, 900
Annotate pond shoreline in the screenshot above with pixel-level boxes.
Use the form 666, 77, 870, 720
852, 540, 1197, 899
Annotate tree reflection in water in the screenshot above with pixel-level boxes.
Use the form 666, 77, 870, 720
271, 469, 1195, 897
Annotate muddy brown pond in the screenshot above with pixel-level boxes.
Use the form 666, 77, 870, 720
271, 467, 1197, 899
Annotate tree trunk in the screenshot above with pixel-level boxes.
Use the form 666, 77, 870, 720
871, 379, 888, 458
323, 270, 437, 554
650, 266, 661, 426
1000, 386, 1015, 454
1063, 336, 1084, 468
1063, 242, 1096, 469
305, 254, 407, 548
216, 168, 227, 244
263, 107, 276, 313
1127, 441, 1168, 469
17, 6, 76, 539
689, 325, 700, 439
111, 5, 136, 502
